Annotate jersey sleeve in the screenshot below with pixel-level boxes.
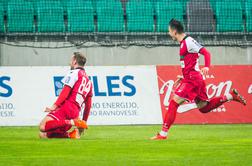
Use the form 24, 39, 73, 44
186, 37, 203, 53
61, 70, 78, 88
199, 47, 211, 68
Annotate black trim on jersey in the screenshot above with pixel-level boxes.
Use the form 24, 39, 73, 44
75, 67, 85, 70
182, 35, 189, 42
198, 47, 205, 53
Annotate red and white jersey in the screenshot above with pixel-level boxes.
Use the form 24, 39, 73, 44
179, 36, 203, 79
62, 67, 92, 108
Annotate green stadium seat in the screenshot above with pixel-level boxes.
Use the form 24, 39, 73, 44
60, 0, 68, 11
0, 0, 8, 12
7, 0, 35, 32
178, 0, 189, 15
96, 0, 124, 32
209, 0, 217, 12
246, 1, 252, 32
210, 0, 246, 13
25, 0, 39, 10
155, 0, 184, 32
0, 3, 4, 32
37, 0, 65, 32
126, 0, 154, 32
67, 0, 94, 32
216, 1, 244, 32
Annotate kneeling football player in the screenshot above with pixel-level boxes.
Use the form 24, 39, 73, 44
39, 52, 93, 139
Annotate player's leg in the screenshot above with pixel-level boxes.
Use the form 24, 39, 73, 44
39, 108, 87, 133
39, 115, 72, 139
151, 80, 196, 140
39, 103, 86, 139
162, 95, 186, 132
39, 115, 72, 132
197, 89, 246, 113
39, 131, 68, 139
39, 126, 80, 139
230, 89, 246, 105
151, 95, 185, 140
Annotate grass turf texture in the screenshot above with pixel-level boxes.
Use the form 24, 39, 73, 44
0, 125, 251, 166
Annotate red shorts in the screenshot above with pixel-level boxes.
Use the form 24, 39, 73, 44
47, 101, 80, 133
174, 78, 208, 103
48, 101, 80, 121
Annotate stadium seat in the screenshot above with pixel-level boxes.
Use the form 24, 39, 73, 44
67, 0, 94, 32
0, 3, 4, 32
210, 0, 246, 14
126, 0, 154, 32
60, 0, 68, 11
246, 0, 252, 32
7, 0, 35, 32
155, 0, 184, 32
209, 0, 215, 13
216, 1, 244, 32
178, 0, 189, 15
37, 0, 65, 32
0, 0, 8, 12
187, 0, 214, 32
96, 0, 124, 32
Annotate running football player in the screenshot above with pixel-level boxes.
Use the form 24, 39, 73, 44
151, 19, 247, 140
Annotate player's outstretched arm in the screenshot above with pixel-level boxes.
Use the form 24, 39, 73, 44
199, 47, 211, 75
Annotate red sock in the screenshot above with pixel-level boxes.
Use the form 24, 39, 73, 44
44, 120, 72, 132
162, 100, 179, 132
46, 131, 69, 138
199, 96, 227, 113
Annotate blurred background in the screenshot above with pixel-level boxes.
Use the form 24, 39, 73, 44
0, 0, 251, 66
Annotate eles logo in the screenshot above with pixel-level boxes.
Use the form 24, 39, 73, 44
53, 75, 136, 97
0, 76, 13, 97
91, 75, 136, 97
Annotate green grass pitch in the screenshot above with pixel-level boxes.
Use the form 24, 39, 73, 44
0, 124, 252, 166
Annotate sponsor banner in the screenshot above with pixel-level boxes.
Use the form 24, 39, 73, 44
0, 66, 162, 126
157, 65, 252, 124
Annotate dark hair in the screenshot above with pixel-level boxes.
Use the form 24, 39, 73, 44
73, 52, 86, 66
169, 19, 184, 34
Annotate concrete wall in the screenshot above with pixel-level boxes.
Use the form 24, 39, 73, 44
0, 43, 251, 66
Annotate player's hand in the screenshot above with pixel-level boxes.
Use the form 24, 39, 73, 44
44, 104, 57, 112
201, 67, 209, 76
174, 75, 183, 88
44, 107, 53, 112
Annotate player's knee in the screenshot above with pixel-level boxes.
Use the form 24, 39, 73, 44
199, 107, 209, 113
39, 132, 47, 139
39, 124, 45, 132
172, 96, 185, 105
